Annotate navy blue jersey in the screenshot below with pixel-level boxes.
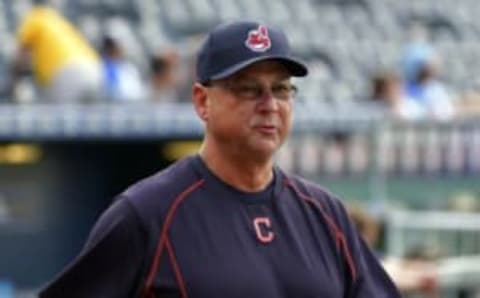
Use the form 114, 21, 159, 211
39, 155, 400, 298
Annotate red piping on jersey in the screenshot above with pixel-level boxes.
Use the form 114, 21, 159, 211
283, 179, 358, 282
165, 236, 188, 298
143, 179, 205, 298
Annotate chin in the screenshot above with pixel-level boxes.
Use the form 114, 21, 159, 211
249, 140, 280, 159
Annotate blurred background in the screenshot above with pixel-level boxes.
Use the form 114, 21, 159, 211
0, 0, 480, 297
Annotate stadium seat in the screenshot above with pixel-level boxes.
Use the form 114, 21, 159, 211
1, 0, 480, 101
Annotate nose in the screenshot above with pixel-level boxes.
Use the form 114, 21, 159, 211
257, 90, 279, 112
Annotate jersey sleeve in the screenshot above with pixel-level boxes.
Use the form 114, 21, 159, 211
328, 199, 401, 298
39, 196, 148, 298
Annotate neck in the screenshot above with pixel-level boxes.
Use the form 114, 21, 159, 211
199, 140, 274, 192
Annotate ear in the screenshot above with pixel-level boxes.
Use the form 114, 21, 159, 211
192, 83, 209, 122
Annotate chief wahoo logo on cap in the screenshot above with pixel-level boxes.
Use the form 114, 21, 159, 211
245, 25, 271, 52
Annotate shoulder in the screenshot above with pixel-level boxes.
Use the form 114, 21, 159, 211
283, 173, 330, 199
282, 172, 348, 221
120, 156, 205, 223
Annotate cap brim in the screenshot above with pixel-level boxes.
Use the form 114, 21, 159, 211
208, 55, 308, 82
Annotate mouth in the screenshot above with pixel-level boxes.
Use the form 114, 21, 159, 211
255, 125, 278, 134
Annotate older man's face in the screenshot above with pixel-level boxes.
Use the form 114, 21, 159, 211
199, 60, 296, 160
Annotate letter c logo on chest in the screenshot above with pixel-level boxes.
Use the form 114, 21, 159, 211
253, 217, 275, 244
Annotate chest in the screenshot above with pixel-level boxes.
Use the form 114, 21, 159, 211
150, 195, 346, 298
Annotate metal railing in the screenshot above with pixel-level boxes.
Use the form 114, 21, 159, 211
277, 118, 480, 178
386, 210, 480, 258
386, 210, 480, 297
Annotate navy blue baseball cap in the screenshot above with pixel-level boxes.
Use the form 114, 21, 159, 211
196, 21, 308, 84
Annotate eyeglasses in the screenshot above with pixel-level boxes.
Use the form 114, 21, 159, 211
205, 80, 298, 101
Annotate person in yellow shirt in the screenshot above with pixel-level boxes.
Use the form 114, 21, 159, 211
13, 1, 102, 102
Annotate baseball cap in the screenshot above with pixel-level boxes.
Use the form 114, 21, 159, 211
196, 21, 308, 84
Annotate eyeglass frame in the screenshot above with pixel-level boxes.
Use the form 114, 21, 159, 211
202, 79, 299, 101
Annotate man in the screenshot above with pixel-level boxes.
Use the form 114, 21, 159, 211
370, 71, 424, 120
12, 1, 102, 102
40, 21, 400, 297
402, 40, 454, 120
100, 36, 145, 101
148, 49, 181, 102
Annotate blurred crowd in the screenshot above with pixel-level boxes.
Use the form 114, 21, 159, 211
5, 2, 187, 105
3, 2, 480, 123
368, 24, 456, 121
